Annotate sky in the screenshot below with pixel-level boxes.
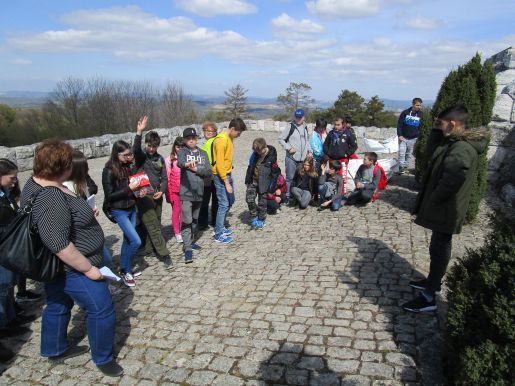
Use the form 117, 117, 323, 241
0, 0, 514, 102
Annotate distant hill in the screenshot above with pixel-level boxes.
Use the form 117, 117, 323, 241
0, 90, 431, 115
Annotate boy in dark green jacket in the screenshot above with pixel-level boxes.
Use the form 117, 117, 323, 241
403, 105, 489, 313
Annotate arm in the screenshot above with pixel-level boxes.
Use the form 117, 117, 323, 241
363, 168, 381, 190
86, 174, 98, 195
318, 173, 327, 185
430, 144, 473, 203
332, 176, 343, 201
278, 124, 292, 151
132, 134, 146, 167
102, 168, 133, 203
397, 110, 407, 137
176, 148, 188, 169
212, 137, 228, 180
346, 128, 358, 157
196, 150, 213, 178
323, 134, 330, 157
159, 156, 168, 194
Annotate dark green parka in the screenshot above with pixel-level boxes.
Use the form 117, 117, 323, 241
413, 128, 488, 234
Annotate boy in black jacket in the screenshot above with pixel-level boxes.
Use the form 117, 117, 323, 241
245, 138, 278, 230
132, 116, 170, 264
397, 98, 423, 174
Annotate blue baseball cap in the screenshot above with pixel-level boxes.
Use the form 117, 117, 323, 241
294, 108, 305, 118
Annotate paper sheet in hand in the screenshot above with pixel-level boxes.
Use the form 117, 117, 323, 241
87, 194, 96, 209
100, 266, 121, 281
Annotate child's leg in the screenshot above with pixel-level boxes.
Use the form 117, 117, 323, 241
181, 201, 193, 252
171, 193, 182, 236
345, 190, 360, 206
139, 196, 168, 257
191, 202, 202, 242
257, 193, 267, 221
299, 189, 312, 209
330, 196, 342, 211
245, 183, 259, 219
359, 189, 374, 204
318, 184, 328, 205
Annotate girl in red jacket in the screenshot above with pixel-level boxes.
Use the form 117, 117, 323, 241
165, 137, 185, 243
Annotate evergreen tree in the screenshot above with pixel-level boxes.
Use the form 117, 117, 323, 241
277, 82, 314, 116
414, 53, 495, 221
224, 83, 248, 118
444, 213, 514, 385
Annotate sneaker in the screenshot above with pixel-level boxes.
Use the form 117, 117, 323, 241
184, 250, 193, 264
132, 270, 142, 278
161, 255, 174, 269
402, 294, 437, 313
212, 228, 233, 236
191, 243, 202, 250
16, 291, 41, 303
250, 217, 258, 229
213, 234, 233, 244
48, 345, 90, 363
409, 278, 427, 290
0, 342, 15, 362
121, 272, 135, 287
255, 220, 265, 230
97, 360, 124, 377
175, 234, 183, 243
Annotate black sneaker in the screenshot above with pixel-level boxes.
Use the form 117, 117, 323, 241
0, 342, 15, 362
16, 291, 42, 303
160, 255, 174, 269
97, 360, 124, 377
48, 345, 90, 363
9, 313, 38, 326
409, 278, 427, 290
402, 294, 437, 313
0, 325, 31, 338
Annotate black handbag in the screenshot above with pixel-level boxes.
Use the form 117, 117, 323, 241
0, 188, 64, 282
102, 200, 116, 223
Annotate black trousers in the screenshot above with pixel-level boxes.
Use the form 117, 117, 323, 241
199, 180, 218, 228
426, 231, 453, 295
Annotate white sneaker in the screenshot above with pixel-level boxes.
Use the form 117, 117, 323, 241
175, 234, 183, 243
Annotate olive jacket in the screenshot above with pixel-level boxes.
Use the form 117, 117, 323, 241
413, 128, 489, 234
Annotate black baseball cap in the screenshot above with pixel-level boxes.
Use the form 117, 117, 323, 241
183, 127, 198, 138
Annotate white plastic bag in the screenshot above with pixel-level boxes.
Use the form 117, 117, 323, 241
363, 136, 399, 154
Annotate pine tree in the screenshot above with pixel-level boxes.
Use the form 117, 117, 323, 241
224, 83, 248, 119
277, 82, 314, 116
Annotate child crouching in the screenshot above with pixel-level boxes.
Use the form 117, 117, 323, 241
245, 138, 278, 229
318, 160, 344, 211
266, 171, 287, 215
345, 152, 380, 206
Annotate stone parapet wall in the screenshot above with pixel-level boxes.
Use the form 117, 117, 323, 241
0, 120, 397, 172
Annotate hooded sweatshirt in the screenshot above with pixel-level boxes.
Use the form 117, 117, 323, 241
413, 128, 489, 234
177, 146, 212, 201
133, 134, 168, 194
278, 121, 312, 162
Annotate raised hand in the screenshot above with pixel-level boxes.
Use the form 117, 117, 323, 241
136, 116, 149, 134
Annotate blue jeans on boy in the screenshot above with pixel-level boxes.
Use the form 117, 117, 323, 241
41, 271, 115, 365
318, 184, 342, 211
214, 174, 235, 237
111, 208, 141, 273
0, 266, 16, 328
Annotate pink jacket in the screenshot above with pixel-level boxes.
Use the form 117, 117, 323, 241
165, 156, 181, 200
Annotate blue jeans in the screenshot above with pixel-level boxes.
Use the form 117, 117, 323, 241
214, 174, 235, 237
399, 137, 417, 167
41, 271, 115, 365
318, 184, 342, 211
0, 266, 16, 328
111, 208, 141, 273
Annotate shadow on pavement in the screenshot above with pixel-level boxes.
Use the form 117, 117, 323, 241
337, 236, 447, 385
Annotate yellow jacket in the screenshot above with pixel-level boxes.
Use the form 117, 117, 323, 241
212, 131, 233, 180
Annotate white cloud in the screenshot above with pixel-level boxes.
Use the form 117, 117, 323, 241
404, 15, 444, 30
271, 13, 325, 39
306, 0, 381, 19
174, 0, 257, 17
6, 6, 333, 65
12, 58, 32, 65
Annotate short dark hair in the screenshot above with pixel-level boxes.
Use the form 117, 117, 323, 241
229, 117, 247, 132
344, 115, 352, 124
334, 116, 344, 124
252, 138, 267, 153
315, 118, 327, 129
364, 152, 378, 164
33, 139, 73, 180
328, 160, 342, 171
144, 131, 161, 147
412, 97, 423, 104
437, 104, 468, 127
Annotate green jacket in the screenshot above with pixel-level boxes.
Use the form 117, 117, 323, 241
413, 128, 488, 234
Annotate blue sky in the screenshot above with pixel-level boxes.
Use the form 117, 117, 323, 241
1, 0, 513, 102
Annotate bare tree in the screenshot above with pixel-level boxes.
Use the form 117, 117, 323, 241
158, 82, 197, 127
224, 84, 248, 118
277, 82, 314, 116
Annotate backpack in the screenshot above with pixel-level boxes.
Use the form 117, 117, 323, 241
372, 164, 388, 201
284, 122, 308, 143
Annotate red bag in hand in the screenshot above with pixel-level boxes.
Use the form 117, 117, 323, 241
129, 172, 154, 195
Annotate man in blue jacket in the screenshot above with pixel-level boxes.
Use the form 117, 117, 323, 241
397, 98, 423, 174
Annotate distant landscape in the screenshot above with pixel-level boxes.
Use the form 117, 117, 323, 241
0, 90, 426, 119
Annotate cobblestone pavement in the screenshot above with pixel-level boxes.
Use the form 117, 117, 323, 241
2, 131, 490, 385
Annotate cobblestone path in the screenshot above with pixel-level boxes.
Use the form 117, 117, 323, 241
1, 131, 488, 385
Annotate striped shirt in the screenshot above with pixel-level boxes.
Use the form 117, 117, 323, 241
21, 177, 104, 268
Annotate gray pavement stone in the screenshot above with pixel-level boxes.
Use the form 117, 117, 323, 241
3, 130, 493, 385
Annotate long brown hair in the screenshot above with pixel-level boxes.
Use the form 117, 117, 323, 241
105, 140, 132, 180
170, 136, 185, 160
0, 158, 20, 200
69, 150, 88, 198
299, 157, 317, 178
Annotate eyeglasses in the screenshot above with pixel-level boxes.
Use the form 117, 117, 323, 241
118, 152, 133, 158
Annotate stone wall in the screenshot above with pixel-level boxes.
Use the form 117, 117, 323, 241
0, 120, 396, 172
486, 46, 515, 206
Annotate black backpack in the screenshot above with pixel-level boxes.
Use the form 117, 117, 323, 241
284, 122, 308, 143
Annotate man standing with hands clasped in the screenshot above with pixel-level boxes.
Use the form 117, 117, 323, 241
278, 108, 312, 202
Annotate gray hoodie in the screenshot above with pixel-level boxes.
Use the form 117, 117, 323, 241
177, 146, 212, 201
278, 121, 312, 162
